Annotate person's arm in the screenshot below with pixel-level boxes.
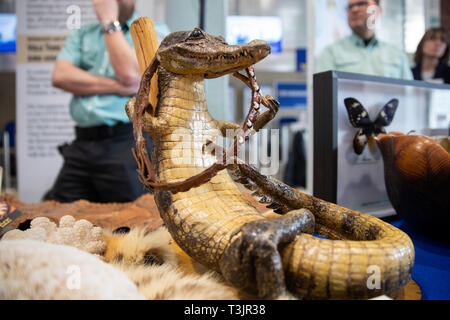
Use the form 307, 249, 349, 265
51, 60, 136, 96
52, 18, 137, 97
93, 0, 141, 88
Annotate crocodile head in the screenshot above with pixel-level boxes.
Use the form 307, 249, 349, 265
156, 28, 271, 79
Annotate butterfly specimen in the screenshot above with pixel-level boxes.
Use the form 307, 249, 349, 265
344, 97, 399, 155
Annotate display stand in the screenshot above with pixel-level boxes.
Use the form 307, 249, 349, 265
130, 17, 159, 115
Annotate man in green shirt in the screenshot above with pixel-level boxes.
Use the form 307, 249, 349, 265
316, 0, 413, 80
50, 0, 168, 203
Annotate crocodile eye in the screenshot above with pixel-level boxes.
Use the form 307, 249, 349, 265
189, 28, 204, 39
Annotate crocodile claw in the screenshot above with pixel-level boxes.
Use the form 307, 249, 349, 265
265, 95, 280, 114
218, 209, 314, 299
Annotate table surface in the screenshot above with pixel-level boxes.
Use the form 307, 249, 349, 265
387, 217, 450, 300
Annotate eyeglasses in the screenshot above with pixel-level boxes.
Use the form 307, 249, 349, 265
346, 1, 377, 11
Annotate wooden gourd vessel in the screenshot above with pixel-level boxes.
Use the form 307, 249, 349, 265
376, 132, 450, 237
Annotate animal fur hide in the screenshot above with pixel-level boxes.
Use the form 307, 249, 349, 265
103, 226, 244, 300
0, 216, 251, 300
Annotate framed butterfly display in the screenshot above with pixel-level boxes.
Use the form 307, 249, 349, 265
344, 97, 399, 155
314, 71, 446, 217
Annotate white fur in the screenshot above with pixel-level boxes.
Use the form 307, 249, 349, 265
114, 262, 241, 300
0, 240, 145, 300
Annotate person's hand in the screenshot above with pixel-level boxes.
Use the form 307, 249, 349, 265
115, 81, 139, 97
93, 0, 119, 25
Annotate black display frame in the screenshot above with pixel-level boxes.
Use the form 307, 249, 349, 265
313, 70, 450, 205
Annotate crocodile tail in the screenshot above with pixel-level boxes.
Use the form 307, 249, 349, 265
285, 197, 415, 299
281, 216, 414, 299
283, 186, 414, 299
232, 163, 415, 299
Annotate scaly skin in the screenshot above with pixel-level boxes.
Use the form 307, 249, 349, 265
126, 28, 414, 299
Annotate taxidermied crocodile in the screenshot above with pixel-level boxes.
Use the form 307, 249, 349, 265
125, 28, 414, 299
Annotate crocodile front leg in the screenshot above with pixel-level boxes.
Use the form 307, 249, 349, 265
125, 97, 168, 137
253, 95, 279, 132
214, 91, 279, 139
214, 96, 279, 135
219, 209, 315, 299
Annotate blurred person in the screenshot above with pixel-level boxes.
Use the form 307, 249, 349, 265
316, 0, 413, 80
412, 27, 450, 84
50, 0, 168, 203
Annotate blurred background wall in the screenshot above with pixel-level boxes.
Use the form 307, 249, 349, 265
1, 0, 448, 200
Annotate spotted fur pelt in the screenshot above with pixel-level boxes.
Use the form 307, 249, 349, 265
103, 227, 245, 300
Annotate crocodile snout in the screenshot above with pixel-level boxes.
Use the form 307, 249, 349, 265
157, 29, 271, 78
202, 40, 270, 78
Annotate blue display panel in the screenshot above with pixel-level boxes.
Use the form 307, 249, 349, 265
226, 16, 282, 54
0, 14, 16, 53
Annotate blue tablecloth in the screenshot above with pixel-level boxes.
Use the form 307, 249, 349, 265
389, 218, 450, 300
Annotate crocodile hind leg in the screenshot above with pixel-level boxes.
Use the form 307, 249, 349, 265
219, 209, 314, 299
